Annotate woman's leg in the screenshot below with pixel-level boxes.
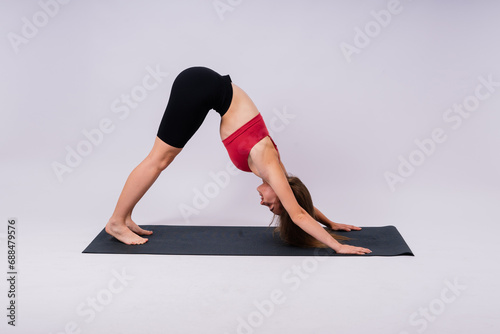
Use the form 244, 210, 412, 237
105, 137, 182, 244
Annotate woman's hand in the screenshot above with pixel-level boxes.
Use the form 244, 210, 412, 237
335, 244, 372, 255
330, 222, 361, 231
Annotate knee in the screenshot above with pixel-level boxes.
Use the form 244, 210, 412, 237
149, 150, 180, 171
156, 156, 174, 171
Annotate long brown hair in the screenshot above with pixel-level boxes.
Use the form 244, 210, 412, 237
272, 176, 349, 248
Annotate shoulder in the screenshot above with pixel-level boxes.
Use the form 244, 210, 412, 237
248, 137, 280, 177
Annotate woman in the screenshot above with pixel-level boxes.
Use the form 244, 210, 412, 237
105, 67, 371, 255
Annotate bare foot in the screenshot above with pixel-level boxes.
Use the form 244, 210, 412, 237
125, 218, 153, 236
105, 220, 148, 245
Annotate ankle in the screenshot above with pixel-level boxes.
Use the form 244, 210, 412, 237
108, 217, 126, 225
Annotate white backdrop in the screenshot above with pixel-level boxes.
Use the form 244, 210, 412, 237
1, 1, 499, 333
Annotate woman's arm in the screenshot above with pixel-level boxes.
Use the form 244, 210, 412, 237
314, 206, 333, 227
250, 140, 370, 254
273, 150, 360, 232
275, 149, 359, 232
314, 206, 361, 231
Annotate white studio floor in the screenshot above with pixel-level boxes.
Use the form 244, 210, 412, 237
1, 161, 499, 334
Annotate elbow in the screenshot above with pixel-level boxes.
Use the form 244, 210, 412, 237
290, 210, 308, 225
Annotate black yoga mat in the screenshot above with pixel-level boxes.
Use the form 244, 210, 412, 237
83, 225, 413, 256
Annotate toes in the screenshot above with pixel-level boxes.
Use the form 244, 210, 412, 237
134, 237, 148, 245
125, 223, 152, 235
136, 229, 153, 236
106, 221, 149, 245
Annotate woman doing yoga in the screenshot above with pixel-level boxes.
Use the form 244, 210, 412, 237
105, 67, 371, 255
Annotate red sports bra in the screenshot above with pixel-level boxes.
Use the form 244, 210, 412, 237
222, 113, 279, 172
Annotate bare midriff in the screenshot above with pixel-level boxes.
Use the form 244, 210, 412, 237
219, 83, 260, 141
